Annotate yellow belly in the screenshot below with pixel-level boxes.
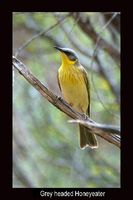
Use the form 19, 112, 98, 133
58, 65, 88, 113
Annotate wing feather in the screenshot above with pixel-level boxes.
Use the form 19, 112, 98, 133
57, 71, 61, 91
80, 66, 90, 116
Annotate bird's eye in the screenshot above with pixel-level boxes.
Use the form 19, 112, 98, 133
68, 54, 76, 61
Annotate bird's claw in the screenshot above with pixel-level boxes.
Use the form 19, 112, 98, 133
57, 96, 63, 101
82, 113, 88, 120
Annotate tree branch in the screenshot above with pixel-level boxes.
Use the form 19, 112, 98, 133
13, 56, 120, 148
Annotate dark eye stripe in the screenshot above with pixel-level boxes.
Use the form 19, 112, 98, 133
69, 54, 76, 61
65, 52, 77, 61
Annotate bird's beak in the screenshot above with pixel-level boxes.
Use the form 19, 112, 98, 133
54, 46, 64, 52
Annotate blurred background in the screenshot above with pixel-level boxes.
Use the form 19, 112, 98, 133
13, 12, 120, 188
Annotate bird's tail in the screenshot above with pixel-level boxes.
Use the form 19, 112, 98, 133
79, 125, 98, 149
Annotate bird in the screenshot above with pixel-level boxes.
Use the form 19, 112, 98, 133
55, 46, 98, 149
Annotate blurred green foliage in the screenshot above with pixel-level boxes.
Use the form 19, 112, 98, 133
13, 12, 120, 188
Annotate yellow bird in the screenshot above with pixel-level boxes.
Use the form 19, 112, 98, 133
55, 47, 98, 149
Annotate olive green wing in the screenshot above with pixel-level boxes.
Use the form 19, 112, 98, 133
79, 66, 98, 148
57, 70, 61, 92
80, 66, 90, 116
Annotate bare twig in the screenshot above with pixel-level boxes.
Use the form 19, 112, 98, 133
69, 119, 120, 147
72, 12, 120, 63
69, 119, 120, 135
13, 56, 120, 148
95, 55, 120, 105
15, 14, 69, 57
90, 13, 120, 119
90, 12, 118, 62
53, 14, 92, 58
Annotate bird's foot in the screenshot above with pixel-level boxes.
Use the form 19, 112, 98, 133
54, 95, 63, 104
57, 96, 63, 101
82, 113, 88, 120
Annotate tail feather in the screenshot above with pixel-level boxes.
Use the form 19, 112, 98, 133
79, 125, 98, 149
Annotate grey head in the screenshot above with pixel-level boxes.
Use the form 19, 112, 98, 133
54, 46, 79, 62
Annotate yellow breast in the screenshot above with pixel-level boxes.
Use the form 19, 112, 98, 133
58, 64, 88, 113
